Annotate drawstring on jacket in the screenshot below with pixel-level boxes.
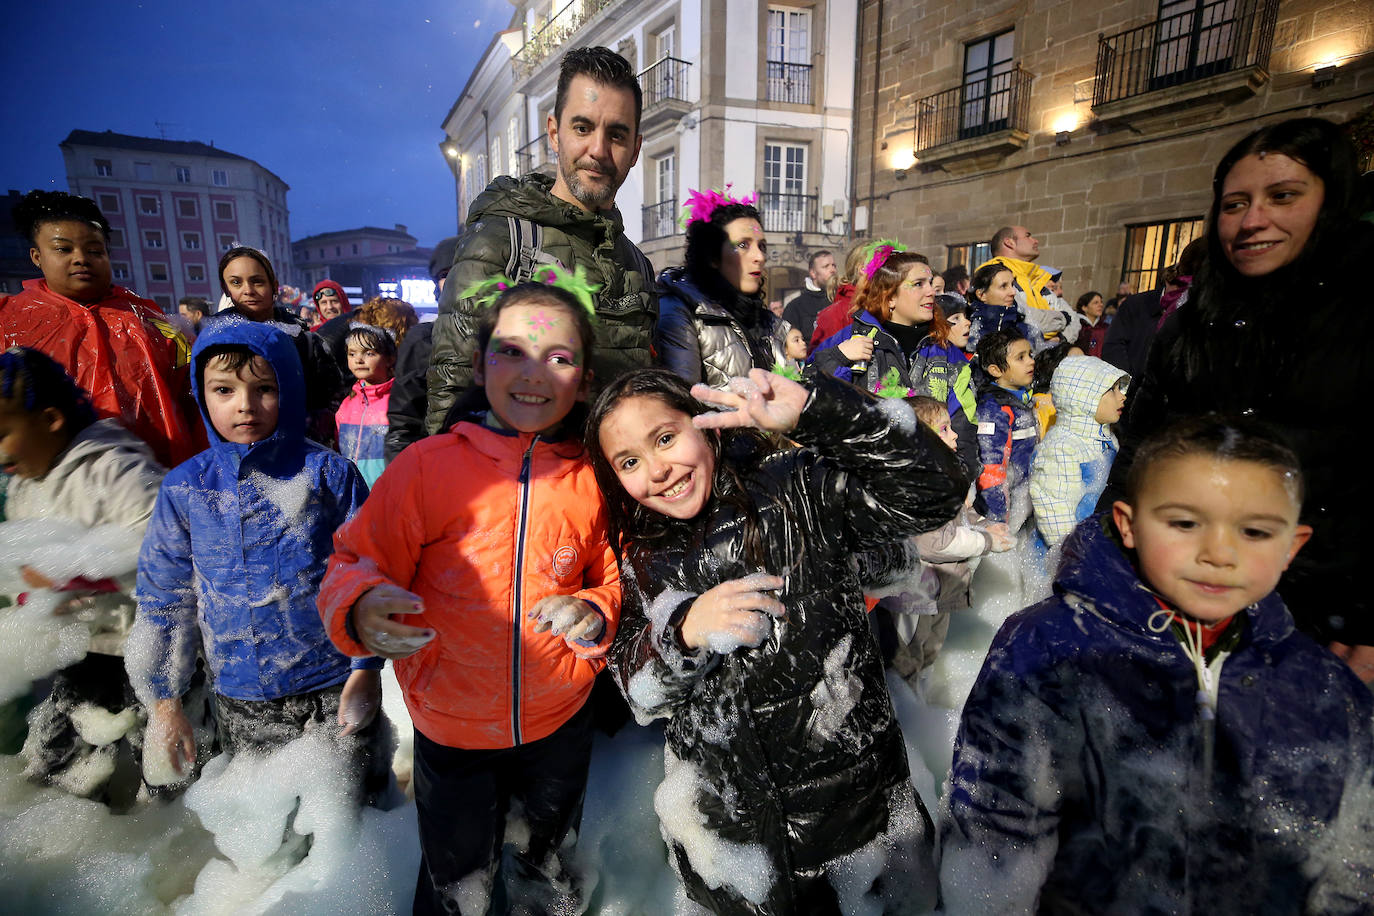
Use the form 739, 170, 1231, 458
1147, 606, 1231, 722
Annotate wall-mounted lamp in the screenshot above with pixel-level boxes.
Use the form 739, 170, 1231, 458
1055, 130, 1071, 146
1312, 65, 1337, 89
895, 168, 909, 181
443, 143, 459, 159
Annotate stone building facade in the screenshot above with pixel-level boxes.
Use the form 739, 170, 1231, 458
292, 225, 436, 310
60, 130, 291, 311
853, 0, 1374, 297
441, 0, 859, 300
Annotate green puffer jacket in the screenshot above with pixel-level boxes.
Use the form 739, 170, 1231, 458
426, 174, 658, 433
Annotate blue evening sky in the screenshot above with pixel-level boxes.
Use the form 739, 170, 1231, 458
2, 0, 514, 247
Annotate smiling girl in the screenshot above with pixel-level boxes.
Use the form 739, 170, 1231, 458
586, 366, 967, 914
656, 188, 792, 390
0, 190, 201, 467
319, 271, 620, 915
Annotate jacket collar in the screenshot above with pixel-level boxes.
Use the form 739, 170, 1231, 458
451, 418, 585, 473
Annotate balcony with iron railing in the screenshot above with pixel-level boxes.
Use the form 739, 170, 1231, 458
766, 61, 813, 105
1092, 0, 1278, 125
638, 56, 694, 132
912, 65, 1034, 173
515, 135, 553, 176
759, 192, 819, 234
642, 199, 678, 242
513, 0, 614, 77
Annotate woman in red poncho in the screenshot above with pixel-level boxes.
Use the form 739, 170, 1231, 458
0, 190, 202, 467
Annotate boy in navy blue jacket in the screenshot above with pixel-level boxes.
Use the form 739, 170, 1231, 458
973, 327, 1038, 531
942, 416, 1373, 914
130, 317, 388, 791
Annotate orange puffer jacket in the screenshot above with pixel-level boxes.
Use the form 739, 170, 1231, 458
319, 420, 621, 749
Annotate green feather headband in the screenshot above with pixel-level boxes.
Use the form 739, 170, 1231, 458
460, 263, 601, 322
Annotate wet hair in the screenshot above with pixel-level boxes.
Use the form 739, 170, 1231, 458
345, 325, 398, 364
0, 347, 96, 435
684, 202, 766, 299
197, 344, 273, 382
969, 263, 1013, 304
975, 326, 1027, 375
1031, 340, 1073, 394
1127, 414, 1304, 508
217, 246, 279, 297
12, 190, 110, 244
849, 251, 929, 322
1075, 291, 1103, 313
554, 46, 643, 134
355, 297, 419, 347
584, 368, 774, 563
941, 264, 969, 290
906, 394, 946, 429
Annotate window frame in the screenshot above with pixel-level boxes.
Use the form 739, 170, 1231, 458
143, 230, 165, 249
94, 159, 113, 177
1119, 216, 1205, 293
961, 28, 1017, 137
186, 263, 207, 283
175, 166, 192, 184
212, 169, 229, 187
98, 193, 120, 214
946, 241, 992, 271
138, 195, 160, 216
176, 197, 198, 218
182, 231, 202, 251
111, 261, 130, 281
147, 261, 170, 283
213, 201, 235, 221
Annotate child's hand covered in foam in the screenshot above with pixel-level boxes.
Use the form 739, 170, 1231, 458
691, 369, 809, 434
528, 595, 604, 645
681, 573, 786, 653
351, 583, 435, 659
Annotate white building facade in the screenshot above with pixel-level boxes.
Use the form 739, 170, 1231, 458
440, 0, 858, 297
61, 130, 292, 312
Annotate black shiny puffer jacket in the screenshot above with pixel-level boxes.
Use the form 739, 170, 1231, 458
610, 375, 967, 915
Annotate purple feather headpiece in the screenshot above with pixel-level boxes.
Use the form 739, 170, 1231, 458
680, 185, 758, 228
861, 239, 908, 281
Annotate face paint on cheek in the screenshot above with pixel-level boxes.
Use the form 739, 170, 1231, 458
487, 353, 499, 366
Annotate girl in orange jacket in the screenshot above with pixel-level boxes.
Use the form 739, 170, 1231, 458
318, 274, 620, 916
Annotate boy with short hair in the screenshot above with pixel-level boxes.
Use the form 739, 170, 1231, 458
974, 327, 1038, 531
943, 417, 1374, 914
1030, 355, 1129, 547
1, 347, 166, 798
130, 317, 387, 792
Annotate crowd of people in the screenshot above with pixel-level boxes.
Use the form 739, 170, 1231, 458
0, 43, 1371, 916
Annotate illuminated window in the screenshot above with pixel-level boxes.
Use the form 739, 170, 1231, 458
946, 241, 992, 270
1120, 217, 1204, 292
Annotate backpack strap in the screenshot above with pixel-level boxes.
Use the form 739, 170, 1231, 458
505, 217, 545, 282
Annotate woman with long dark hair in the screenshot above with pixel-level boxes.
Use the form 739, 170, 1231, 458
655, 189, 790, 390
1118, 117, 1374, 682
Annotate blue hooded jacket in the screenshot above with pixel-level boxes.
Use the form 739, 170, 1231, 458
131, 317, 376, 703
941, 515, 1374, 915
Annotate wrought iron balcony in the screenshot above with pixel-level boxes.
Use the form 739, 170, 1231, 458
642, 199, 679, 241
1093, 0, 1278, 107
516, 134, 552, 175
766, 61, 813, 104
914, 65, 1034, 155
513, 0, 613, 77
641, 56, 692, 106
759, 192, 817, 234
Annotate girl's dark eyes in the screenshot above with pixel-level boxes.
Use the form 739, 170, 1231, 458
658, 433, 674, 447
619, 457, 637, 471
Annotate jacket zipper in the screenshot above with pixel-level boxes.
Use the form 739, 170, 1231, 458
511, 435, 538, 745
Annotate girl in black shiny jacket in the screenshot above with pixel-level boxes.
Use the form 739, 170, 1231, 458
586, 367, 967, 915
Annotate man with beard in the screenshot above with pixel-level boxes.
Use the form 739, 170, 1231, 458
426, 46, 657, 432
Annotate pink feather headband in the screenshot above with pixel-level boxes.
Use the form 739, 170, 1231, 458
861, 239, 908, 280
680, 185, 758, 228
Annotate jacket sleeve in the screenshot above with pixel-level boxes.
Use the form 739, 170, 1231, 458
654, 293, 704, 385
977, 401, 1015, 524
916, 522, 993, 564
1030, 437, 1086, 547
1100, 300, 1140, 373
807, 329, 858, 383
332, 461, 383, 671
789, 373, 968, 553
385, 323, 433, 461
608, 552, 721, 724
940, 618, 1077, 913
427, 227, 511, 433
1305, 686, 1374, 914
318, 445, 429, 657
128, 478, 200, 703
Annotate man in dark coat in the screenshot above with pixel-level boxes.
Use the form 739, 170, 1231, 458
781, 249, 836, 347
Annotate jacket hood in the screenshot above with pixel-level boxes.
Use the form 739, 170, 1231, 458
45, 418, 159, 483
1051, 355, 1128, 419
1056, 514, 1294, 647
311, 280, 351, 313
191, 316, 307, 453
467, 173, 626, 235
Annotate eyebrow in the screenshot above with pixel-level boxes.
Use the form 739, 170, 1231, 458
569, 113, 632, 134
1150, 503, 1290, 524
609, 422, 676, 462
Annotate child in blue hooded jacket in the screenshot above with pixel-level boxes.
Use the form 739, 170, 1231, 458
943, 417, 1373, 915
129, 316, 386, 790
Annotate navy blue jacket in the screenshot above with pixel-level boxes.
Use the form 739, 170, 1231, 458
131, 317, 376, 703
942, 515, 1374, 915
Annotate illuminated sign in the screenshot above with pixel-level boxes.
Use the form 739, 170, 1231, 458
376, 277, 437, 307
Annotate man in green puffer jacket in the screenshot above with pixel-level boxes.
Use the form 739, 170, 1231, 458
426, 47, 658, 433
